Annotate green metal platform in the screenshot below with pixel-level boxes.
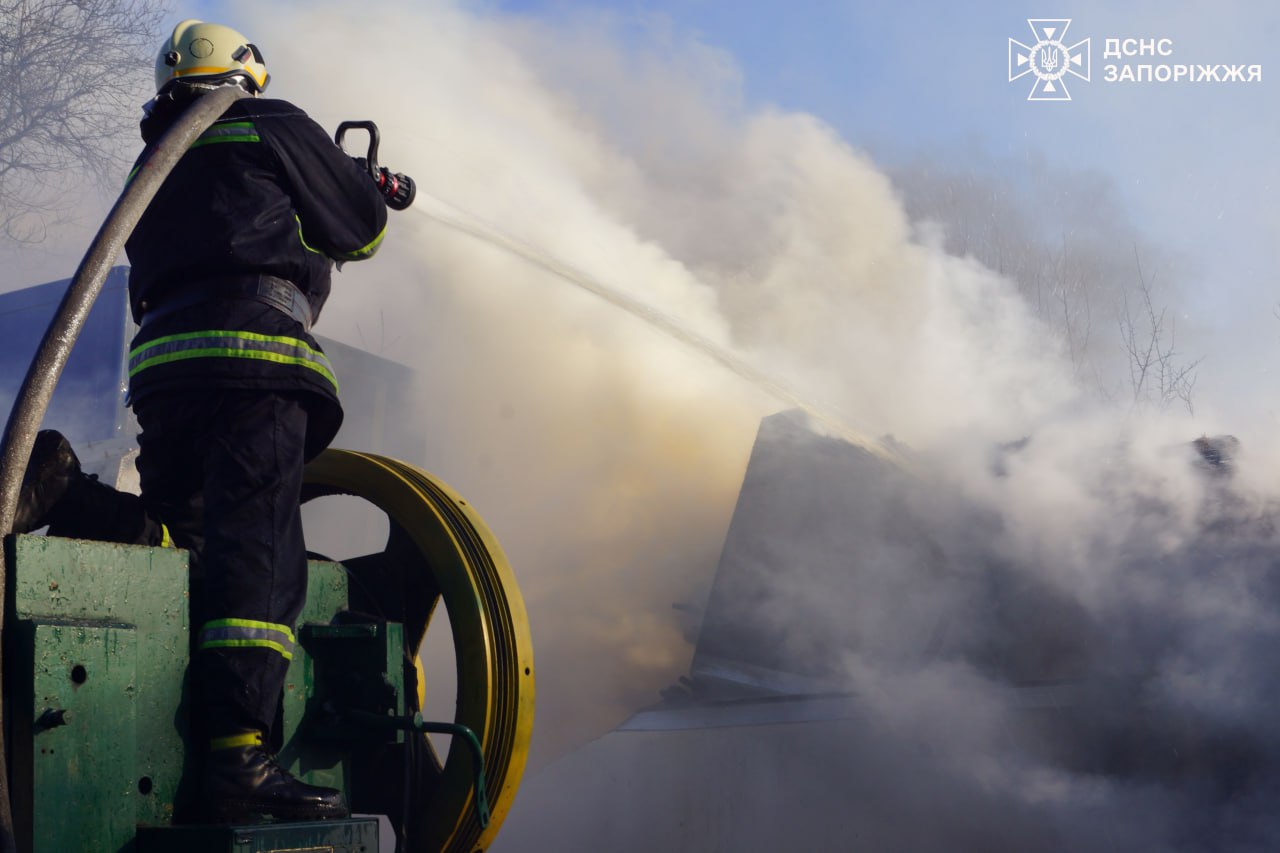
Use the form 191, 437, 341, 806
7, 534, 189, 850
3, 533, 403, 853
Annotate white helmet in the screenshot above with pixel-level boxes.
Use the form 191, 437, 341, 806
155, 20, 270, 94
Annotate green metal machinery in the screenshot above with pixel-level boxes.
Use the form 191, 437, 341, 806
3, 449, 535, 853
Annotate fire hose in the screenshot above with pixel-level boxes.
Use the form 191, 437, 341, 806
0, 84, 249, 852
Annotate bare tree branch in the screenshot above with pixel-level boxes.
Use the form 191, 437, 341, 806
0, 0, 166, 243
1119, 244, 1201, 414
892, 156, 1204, 410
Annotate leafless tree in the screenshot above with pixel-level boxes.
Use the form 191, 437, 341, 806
1119, 246, 1200, 414
0, 0, 166, 242
892, 156, 1200, 411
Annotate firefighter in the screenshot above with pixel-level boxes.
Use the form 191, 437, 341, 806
17, 19, 391, 823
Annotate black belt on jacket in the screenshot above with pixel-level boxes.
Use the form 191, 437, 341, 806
138, 274, 314, 331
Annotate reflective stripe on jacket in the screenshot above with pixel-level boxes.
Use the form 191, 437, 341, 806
128, 330, 338, 393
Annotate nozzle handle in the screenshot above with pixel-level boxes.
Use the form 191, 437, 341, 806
335, 120, 381, 178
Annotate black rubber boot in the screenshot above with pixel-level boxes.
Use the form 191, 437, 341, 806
12, 430, 80, 534
203, 744, 349, 823
45, 467, 163, 545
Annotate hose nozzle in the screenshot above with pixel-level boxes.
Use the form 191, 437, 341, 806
376, 168, 415, 211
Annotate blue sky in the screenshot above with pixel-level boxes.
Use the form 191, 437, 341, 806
175, 0, 1280, 422
521, 2, 1273, 256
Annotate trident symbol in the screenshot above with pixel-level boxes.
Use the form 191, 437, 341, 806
1009, 19, 1091, 101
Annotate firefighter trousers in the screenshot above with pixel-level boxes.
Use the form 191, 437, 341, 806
134, 389, 313, 744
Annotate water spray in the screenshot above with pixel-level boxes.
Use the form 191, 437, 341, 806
403, 193, 905, 465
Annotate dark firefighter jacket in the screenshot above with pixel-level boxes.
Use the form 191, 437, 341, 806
123, 91, 388, 451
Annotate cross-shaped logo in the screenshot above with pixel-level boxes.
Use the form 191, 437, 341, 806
1009, 19, 1091, 101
